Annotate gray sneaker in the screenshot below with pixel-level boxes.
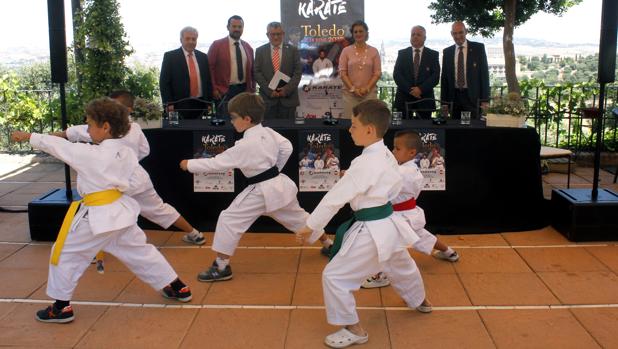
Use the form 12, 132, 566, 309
361, 273, 390, 289
433, 250, 460, 262
197, 261, 233, 282
182, 233, 206, 245
416, 299, 433, 313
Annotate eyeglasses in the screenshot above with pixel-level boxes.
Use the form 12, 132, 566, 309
268, 32, 283, 37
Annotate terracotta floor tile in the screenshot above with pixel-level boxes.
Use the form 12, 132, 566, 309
453, 248, 531, 273
0, 244, 51, 269
0, 213, 31, 243
410, 250, 457, 274
30, 269, 135, 302
298, 248, 329, 274
387, 310, 494, 348
115, 270, 210, 304
544, 172, 591, 185
204, 273, 295, 305
160, 247, 215, 273
0, 243, 25, 262
570, 308, 618, 349
237, 232, 300, 247
459, 272, 559, 306
229, 248, 300, 274
0, 303, 107, 347
538, 271, 618, 304
144, 229, 173, 246
434, 233, 509, 247
516, 247, 609, 272
585, 246, 618, 273
381, 273, 471, 307
76, 307, 197, 348
479, 309, 599, 348
181, 308, 289, 349
501, 226, 572, 246
292, 273, 382, 306
286, 308, 390, 349
0, 302, 18, 321
0, 268, 48, 298
0, 182, 27, 196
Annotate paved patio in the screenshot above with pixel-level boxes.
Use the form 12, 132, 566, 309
1, 154, 617, 348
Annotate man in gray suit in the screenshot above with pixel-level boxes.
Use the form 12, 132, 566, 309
254, 22, 302, 119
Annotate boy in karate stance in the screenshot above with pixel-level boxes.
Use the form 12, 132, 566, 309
55, 91, 205, 273
296, 100, 431, 348
180, 93, 325, 282
12, 98, 191, 323
362, 130, 459, 289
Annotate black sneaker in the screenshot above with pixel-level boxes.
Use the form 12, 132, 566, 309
161, 285, 193, 302
35, 305, 75, 323
197, 261, 233, 282
96, 260, 105, 274
320, 245, 332, 257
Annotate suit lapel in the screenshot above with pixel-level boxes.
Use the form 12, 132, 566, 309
178, 48, 189, 80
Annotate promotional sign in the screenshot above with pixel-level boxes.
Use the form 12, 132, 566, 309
192, 131, 235, 192
415, 129, 446, 191
281, 0, 364, 118
298, 129, 341, 191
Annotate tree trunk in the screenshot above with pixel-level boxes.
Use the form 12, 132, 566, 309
503, 0, 520, 94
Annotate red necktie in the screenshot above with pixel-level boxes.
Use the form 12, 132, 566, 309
188, 52, 199, 97
272, 46, 280, 72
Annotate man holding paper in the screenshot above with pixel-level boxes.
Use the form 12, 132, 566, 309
254, 22, 302, 119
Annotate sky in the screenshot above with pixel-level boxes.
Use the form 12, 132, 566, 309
0, 0, 604, 53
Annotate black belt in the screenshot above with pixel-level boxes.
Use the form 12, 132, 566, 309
229, 83, 246, 87
246, 166, 279, 185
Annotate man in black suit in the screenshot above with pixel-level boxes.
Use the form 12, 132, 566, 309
254, 22, 302, 119
393, 25, 440, 119
440, 21, 489, 119
160, 26, 212, 119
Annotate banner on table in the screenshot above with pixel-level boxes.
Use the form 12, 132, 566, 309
298, 129, 341, 191
281, 0, 364, 118
192, 131, 235, 192
415, 129, 446, 191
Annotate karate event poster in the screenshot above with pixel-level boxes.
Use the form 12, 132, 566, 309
192, 131, 235, 192
415, 129, 446, 191
298, 129, 341, 191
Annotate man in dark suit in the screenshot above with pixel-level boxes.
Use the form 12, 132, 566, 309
208, 15, 255, 118
440, 21, 489, 119
159, 26, 212, 119
254, 22, 302, 120
393, 25, 440, 119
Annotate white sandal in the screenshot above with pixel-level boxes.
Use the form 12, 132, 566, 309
324, 328, 369, 348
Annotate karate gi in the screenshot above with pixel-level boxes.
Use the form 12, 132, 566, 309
394, 160, 438, 255
305, 140, 426, 325
29, 134, 178, 301
67, 123, 180, 228
187, 124, 320, 256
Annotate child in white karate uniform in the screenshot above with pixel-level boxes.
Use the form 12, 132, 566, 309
12, 98, 191, 323
296, 100, 431, 348
361, 130, 459, 289
57, 90, 205, 247
180, 93, 325, 282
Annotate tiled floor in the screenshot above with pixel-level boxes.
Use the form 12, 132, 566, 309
0, 156, 617, 348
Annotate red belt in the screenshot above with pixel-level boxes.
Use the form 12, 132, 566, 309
392, 198, 416, 211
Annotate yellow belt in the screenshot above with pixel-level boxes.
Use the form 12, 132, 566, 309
50, 189, 122, 265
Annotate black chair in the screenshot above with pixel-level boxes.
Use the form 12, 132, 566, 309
405, 98, 453, 120
167, 97, 214, 120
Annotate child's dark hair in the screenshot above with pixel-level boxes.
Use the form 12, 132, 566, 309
227, 92, 265, 124
85, 97, 130, 138
352, 99, 390, 137
109, 90, 135, 109
394, 130, 423, 152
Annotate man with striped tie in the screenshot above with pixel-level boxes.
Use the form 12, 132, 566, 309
254, 22, 302, 120
440, 21, 489, 119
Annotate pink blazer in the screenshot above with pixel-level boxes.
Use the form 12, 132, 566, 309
207, 37, 255, 95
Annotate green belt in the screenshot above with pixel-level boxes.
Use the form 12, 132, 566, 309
329, 202, 393, 260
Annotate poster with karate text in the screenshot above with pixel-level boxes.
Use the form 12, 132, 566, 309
192, 131, 235, 192
415, 129, 446, 191
298, 129, 340, 191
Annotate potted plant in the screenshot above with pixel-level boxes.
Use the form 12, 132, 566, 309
486, 92, 528, 128
131, 97, 163, 129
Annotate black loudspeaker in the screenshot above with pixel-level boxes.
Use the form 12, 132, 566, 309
47, 0, 68, 83
598, 0, 618, 83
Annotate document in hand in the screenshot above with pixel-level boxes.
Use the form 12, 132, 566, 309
269, 70, 291, 90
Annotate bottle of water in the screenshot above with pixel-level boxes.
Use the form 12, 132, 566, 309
391, 108, 402, 126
